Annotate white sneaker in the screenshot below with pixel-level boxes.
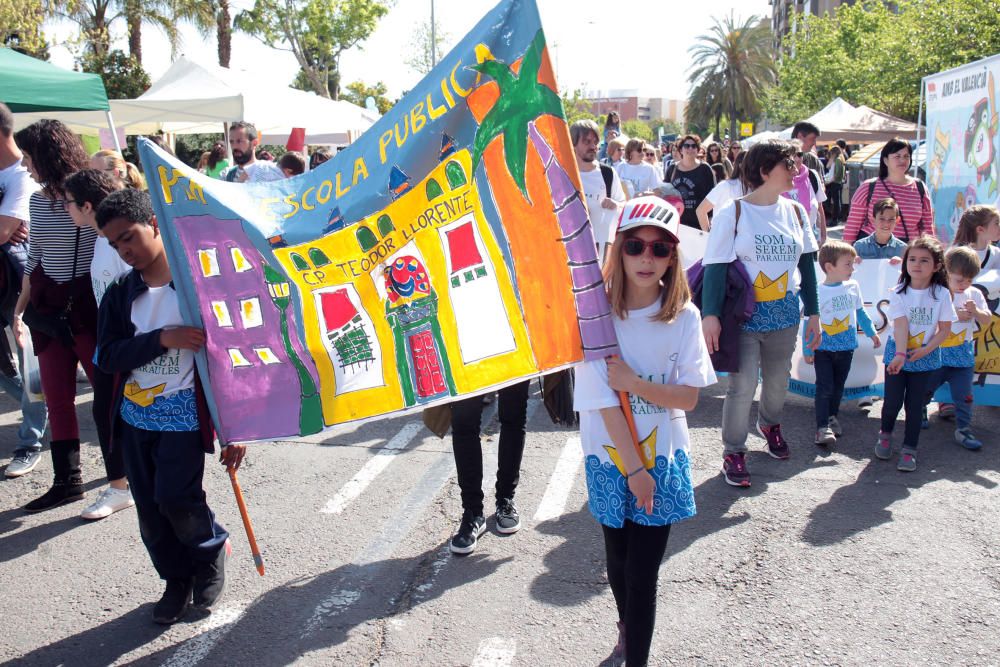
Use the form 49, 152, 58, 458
80, 487, 135, 520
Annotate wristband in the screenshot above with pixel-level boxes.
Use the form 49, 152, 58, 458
626, 465, 646, 478
894, 352, 907, 358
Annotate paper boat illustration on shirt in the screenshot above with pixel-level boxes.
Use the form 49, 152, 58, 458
822, 316, 850, 336
752, 271, 788, 302
907, 331, 926, 350
604, 426, 658, 477
124, 381, 166, 408
941, 328, 966, 348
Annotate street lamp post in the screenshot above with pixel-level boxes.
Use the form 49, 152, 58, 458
263, 262, 324, 436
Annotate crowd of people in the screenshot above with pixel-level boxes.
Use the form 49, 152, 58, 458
1, 102, 997, 666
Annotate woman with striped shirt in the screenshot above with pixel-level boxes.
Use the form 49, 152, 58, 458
842, 138, 935, 244
12, 120, 127, 514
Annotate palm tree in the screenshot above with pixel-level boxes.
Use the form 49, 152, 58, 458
687, 13, 775, 139
44, 0, 178, 62
174, 0, 233, 67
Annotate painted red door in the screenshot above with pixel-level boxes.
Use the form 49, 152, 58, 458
408, 330, 447, 397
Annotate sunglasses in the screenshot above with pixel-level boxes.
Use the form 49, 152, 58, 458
643, 151, 655, 157
681, 143, 697, 149
623, 238, 675, 258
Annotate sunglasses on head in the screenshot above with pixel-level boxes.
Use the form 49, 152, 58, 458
623, 238, 675, 258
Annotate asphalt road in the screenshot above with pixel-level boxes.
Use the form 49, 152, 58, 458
1, 378, 998, 666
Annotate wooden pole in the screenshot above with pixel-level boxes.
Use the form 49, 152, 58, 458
228, 467, 265, 576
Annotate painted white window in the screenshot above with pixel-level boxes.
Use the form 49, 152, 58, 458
254, 347, 281, 364
231, 247, 252, 272
228, 348, 252, 368
239, 297, 263, 328
198, 248, 220, 277
211, 300, 233, 327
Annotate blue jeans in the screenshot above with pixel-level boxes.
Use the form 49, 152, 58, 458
813, 349, 854, 428
930, 365, 974, 430
0, 336, 48, 454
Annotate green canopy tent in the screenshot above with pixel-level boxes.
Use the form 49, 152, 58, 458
0, 48, 121, 150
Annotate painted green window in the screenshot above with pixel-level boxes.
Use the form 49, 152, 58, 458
290, 253, 309, 271
309, 247, 331, 267
446, 161, 467, 187
377, 214, 395, 236
425, 178, 444, 200
356, 225, 378, 251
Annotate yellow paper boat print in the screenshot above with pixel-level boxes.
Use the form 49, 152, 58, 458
124, 381, 167, 408
907, 331, 926, 350
941, 328, 966, 348
604, 427, 658, 477
752, 271, 788, 302
822, 316, 850, 336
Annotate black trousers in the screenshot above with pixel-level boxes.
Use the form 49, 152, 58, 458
813, 349, 853, 428
119, 421, 229, 580
92, 368, 125, 481
602, 521, 672, 667
450, 381, 529, 516
881, 369, 933, 449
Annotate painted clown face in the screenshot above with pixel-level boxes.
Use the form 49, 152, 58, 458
384, 255, 431, 305
966, 99, 993, 169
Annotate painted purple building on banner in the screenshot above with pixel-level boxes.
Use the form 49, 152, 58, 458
174, 215, 319, 442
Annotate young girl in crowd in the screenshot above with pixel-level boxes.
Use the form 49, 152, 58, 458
876, 236, 956, 472
91, 149, 146, 191
951, 204, 1000, 272
575, 196, 716, 667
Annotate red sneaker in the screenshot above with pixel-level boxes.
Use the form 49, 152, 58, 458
722, 453, 751, 487
757, 422, 790, 460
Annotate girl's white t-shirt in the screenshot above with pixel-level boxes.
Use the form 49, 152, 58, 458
976, 245, 1000, 272
705, 178, 746, 210
703, 197, 818, 331
613, 161, 661, 199
574, 301, 716, 528
883, 283, 957, 372
91, 236, 131, 306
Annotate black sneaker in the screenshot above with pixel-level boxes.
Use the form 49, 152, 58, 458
23, 482, 85, 513
449, 512, 486, 555
495, 498, 521, 534
193, 539, 231, 608
153, 578, 193, 625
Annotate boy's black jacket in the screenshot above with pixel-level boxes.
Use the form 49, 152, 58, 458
96, 268, 216, 453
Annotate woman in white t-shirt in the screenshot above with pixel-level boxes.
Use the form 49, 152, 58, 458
695, 152, 748, 231
614, 139, 662, 199
701, 140, 822, 488
63, 169, 135, 520
574, 196, 716, 666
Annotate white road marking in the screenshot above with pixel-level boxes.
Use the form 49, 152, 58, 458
471, 637, 517, 666
301, 589, 362, 636
533, 436, 583, 521
320, 422, 424, 514
159, 601, 250, 667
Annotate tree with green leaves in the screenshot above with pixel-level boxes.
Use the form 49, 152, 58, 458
80, 48, 150, 98
173, 0, 234, 67
405, 19, 448, 75
763, 0, 1000, 123
559, 89, 595, 126
687, 13, 775, 139
342, 80, 394, 114
45, 0, 180, 63
2, 0, 48, 57
235, 0, 390, 100
621, 119, 652, 142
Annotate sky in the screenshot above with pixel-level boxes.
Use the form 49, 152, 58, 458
46, 0, 771, 101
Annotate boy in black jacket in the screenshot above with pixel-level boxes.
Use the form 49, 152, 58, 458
95, 189, 246, 625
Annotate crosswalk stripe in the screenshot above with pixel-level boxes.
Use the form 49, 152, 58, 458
532, 436, 583, 521
320, 422, 424, 514
159, 601, 250, 667
471, 637, 517, 666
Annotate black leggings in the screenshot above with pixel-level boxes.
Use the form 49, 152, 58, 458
881, 369, 933, 449
601, 521, 672, 667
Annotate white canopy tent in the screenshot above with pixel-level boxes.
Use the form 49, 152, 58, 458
13, 56, 378, 145
743, 98, 920, 147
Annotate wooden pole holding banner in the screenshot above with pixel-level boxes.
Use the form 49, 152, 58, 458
228, 467, 265, 576
612, 355, 642, 458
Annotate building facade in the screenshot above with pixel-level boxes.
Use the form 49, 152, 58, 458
585, 92, 687, 125
770, 0, 858, 54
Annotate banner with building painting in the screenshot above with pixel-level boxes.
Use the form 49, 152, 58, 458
138, 0, 617, 444
923, 54, 1000, 242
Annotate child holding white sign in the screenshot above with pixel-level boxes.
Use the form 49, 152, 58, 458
876, 236, 956, 471
804, 241, 881, 446
926, 246, 991, 449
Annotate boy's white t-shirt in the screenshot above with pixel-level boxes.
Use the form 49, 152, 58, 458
90, 236, 132, 306
814, 280, 865, 352
703, 198, 818, 331
704, 178, 745, 211
940, 286, 988, 368
613, 161, 661, 199
574, 301, 716, 528
883, 284, 957, 372
120, 283, 198, 431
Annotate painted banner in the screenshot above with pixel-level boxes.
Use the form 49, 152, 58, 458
138, 0, 617, 444
924, 54, 1000, 242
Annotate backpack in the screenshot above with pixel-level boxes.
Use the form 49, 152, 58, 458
598, 163, 614, 198
863, 178, 928, 242
807, 169, 820, 197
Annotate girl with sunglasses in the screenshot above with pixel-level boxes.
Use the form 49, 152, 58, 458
726, 142, 742, 164
705, 141, 732, 179
575, 196, 716, 666
614, 139, 662, 199
701, 140, 822, 488
665, 134, 716, 230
